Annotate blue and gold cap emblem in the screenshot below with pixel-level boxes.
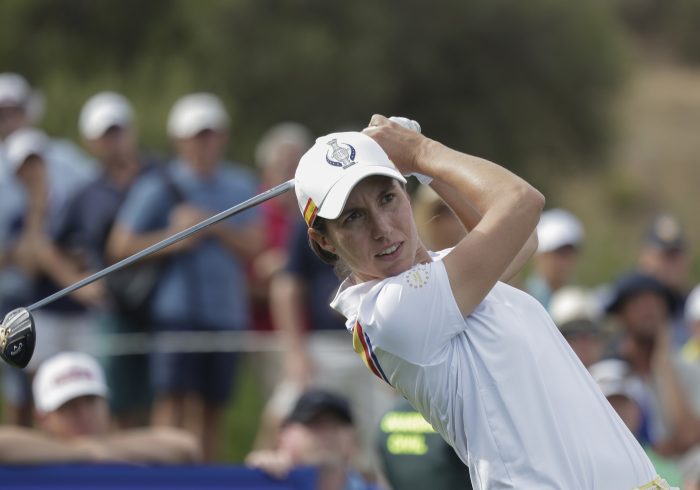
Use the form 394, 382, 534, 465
326, 139, 357, 169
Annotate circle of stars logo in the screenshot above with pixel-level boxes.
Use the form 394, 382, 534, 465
404, 264, 430, 289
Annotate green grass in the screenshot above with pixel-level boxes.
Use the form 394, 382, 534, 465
223, 354, 266, 463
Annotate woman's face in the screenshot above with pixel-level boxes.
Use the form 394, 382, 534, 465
312, 176, 427, 282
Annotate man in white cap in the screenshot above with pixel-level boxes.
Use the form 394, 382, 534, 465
524, 207, 584, 308
0, 76, 96, 419
1, 127, 103, 427
108, 92, 263, 461
0, 73, 94, 252
638, 213, 692, 348
51, 91, 160, 429
549, 286, 607, 367
0, 351, 200, 463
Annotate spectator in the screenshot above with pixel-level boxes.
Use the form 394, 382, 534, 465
375, 397, 472, 490
604, 271, 700, 456
549, 286, 607, 367
253, 121, 313, 277
0, 74, 95, 427
257, 219, 397, 477
246, 389, 379, 490
57, 91, 158, 428
248, 122, 313, 398
638, 213, 692, 348
107, 93, 263, 461
588, 358, 647, 438
1, 128, 103, 426
0, 72, 94, 252
0, 351, 200, 464
524, 208, 584, 308
588, 359, 683, 487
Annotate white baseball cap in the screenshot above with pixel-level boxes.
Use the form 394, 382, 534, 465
294, 131, 406, 226
536, 208, 584, 253
548, 286, 601, 332
0, 73, 31, 108
167, 93, 229, 139
255, 121, 313, 169
79, 91, 134, 140
32, 352, 108, 414
588, 359, 643, 402
4, 127, 48, 174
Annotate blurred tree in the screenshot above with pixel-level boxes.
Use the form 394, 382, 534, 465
613, 0, 700, 64
0, 0, 626, 187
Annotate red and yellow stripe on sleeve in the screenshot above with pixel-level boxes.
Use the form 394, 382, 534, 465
352, 321, 391, 385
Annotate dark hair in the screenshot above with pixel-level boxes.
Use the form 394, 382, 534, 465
309, 217, 351, 278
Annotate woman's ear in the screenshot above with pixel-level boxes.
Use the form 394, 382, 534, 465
308, 227, 337, 254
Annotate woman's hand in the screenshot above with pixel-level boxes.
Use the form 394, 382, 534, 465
362, 114, 429, 177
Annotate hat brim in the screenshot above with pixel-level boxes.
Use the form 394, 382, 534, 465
316, 164, 406, 221
38, 382, 108, 414
605, 278, 677, 314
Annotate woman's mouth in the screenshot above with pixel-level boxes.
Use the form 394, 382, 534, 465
376, 242, 402, 260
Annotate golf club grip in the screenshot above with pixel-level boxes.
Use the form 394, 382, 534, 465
28, 179, 296, 312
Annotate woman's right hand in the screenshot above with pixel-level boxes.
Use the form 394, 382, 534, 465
362, 114, 431, 177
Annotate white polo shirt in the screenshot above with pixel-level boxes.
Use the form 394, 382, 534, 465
331, 250, 657, 490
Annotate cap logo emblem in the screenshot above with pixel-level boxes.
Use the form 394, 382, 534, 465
326, 139, 356, 169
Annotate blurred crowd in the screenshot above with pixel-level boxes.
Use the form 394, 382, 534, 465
0, 71, 699, 489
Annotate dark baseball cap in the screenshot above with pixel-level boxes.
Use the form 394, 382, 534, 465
285, 389, 354, 426
604, 271, 676, 314
644, 214, 685, 251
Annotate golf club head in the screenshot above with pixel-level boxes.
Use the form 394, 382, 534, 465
0, 308, 36, 368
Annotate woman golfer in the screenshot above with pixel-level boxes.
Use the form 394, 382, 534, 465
293, 115, 669, 489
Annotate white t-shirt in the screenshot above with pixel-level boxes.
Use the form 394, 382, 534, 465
331, 250, 657, 490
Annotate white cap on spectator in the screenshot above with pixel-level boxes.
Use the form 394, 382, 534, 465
685, 285, 700, 322
4, 127, 49, 173
255, 122, 313, 169
536, 208, 584, 253
588, 359, 643, 402
33, 352, 108, 414
0, 73, 31, 107
167, 93, 229, 139
549, 286, 601, 330
79, 91, 134, 140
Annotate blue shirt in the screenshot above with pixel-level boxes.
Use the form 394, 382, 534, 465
0, 138, 95, 312
285, 221, 345, 331
52, 161, 158, 270
116, 159, 258, 329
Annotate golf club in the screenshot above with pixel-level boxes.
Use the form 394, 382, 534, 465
0, 179, 296, 369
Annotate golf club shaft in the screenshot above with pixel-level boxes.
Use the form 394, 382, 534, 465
28, 179, 296, 312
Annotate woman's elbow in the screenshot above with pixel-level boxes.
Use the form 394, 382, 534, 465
525, 185, 546, 215
511, 183, 545, 223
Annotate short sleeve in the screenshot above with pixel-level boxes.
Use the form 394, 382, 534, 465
116, 174, 172, 232
356, 259, 465, 364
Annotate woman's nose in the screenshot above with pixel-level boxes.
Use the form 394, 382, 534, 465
371, 212, 392, 240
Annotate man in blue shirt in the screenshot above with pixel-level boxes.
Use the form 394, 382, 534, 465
57, 91, 159, 429
108, 93, 263, 461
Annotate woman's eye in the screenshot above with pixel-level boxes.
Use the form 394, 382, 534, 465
344, 211, 360, 224
382, 192, 395, 204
